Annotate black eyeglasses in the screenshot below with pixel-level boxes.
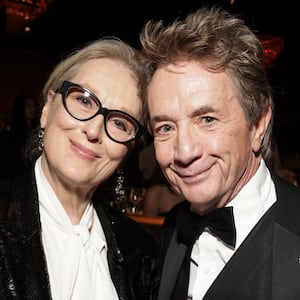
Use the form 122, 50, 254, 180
56, 81, 144, 144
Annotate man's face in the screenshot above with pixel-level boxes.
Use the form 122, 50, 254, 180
147, 61, 266, 213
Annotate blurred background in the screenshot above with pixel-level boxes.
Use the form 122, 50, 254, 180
0, 0, 299, 183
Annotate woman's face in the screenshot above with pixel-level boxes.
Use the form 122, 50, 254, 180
40, 58, 141, 193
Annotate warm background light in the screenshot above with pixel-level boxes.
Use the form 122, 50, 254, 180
2, 0, 53, 33
259, 34, 285, 68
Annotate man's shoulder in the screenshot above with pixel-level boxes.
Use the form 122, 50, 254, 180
273, 173, 300, 204
272, 174, 300, 234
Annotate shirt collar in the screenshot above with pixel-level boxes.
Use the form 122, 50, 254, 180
228, 159, 276, 247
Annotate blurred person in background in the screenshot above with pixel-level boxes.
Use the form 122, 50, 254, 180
0, 93, 38, 179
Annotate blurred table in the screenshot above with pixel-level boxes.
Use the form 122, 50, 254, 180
127, 213, 164, 241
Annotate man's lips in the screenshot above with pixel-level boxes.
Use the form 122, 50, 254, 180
173, 165, 212, 184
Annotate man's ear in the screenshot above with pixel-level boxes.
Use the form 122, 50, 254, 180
251, 106, 272, 153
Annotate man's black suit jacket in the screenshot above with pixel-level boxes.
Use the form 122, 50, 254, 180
158, 173, 300, 300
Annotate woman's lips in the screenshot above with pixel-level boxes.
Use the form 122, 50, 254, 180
71, 141, 99, 160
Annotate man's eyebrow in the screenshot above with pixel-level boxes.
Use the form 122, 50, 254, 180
190, 105, 215, 117
151, 114, 172, 123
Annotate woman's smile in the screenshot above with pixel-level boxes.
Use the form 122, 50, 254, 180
70, 140, 100, 160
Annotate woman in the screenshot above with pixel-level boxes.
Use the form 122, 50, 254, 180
0, 38, 159, 299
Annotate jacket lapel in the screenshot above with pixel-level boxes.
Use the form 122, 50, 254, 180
4, 229, 51, 299
1, 170, 51, 299
205, 176, 300, 299
157, 229, 187, 300
204, 206, 275, 299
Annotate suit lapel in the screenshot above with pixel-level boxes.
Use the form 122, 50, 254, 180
157, 229, 187, 300
204, 206, 275, 299
205, 192, 300, 300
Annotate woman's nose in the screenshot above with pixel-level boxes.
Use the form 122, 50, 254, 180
83, 115, 105, 142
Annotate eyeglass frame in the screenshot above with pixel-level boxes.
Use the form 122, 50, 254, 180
55, 80, 144, 144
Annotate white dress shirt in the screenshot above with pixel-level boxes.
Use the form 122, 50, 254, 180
188, 160, 276, 299
35, 157, 119, 300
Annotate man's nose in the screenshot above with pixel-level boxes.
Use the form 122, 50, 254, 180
174, 124, 202, 165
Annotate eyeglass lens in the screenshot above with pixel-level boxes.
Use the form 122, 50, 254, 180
64, 84, 139, 143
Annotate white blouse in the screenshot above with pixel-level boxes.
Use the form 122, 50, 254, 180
35, 157, 119, 300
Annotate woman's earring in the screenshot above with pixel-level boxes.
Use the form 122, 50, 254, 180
38, 128, 44, 152
114, 169, 127, 212
115, 170, 125, 200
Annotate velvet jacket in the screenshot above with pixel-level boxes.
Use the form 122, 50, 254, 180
157, 173, 300, 300
0, 168, 160, 300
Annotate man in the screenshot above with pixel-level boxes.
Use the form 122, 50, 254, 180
140, 6, 300, 300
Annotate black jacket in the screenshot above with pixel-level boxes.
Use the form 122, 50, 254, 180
0, 168, 160, 300
157, 174, 300, 300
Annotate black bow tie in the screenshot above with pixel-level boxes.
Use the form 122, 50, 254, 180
176, 201, 236, 248
170, 201, 236, 300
